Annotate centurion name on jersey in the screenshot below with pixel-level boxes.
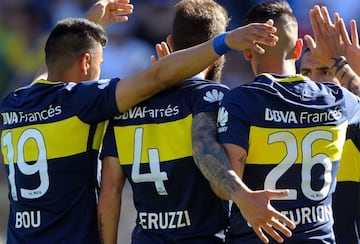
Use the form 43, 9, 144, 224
217, 74, 360, 243
1, 78, 119, 243
101, 78, 230, 243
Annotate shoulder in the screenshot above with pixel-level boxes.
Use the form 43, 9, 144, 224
183, 78, 229, 91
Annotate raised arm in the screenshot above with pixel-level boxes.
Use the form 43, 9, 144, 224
304, 5, 360, 96
116, 20, 278, 112
33, 0, 134, 82
192, 112, 295, 244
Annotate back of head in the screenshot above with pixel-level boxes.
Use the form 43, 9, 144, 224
245, 1, 298, 60
45, 18, 108, 72
172, 0, 229, 81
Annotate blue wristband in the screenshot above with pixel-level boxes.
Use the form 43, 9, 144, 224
213, 33, 230, 56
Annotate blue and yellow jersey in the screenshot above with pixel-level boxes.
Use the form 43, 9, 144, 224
333, 123, 360, 243
101, 78, 230, 244
217, 74, 360, 243
1, 79, 119, 243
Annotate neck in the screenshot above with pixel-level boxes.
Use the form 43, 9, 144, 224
254, 59, 297, 76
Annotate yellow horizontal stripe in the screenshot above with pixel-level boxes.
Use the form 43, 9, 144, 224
247, 122, 347, 165
337, 139, 360, 182
258, 73, 307, 82
114, 116, 193, 165
2, 117, 93, 164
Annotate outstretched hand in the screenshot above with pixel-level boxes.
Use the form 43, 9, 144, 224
86, 0, 134, 27
233, 188, 295, 243
226, 19, 278, 54
340, 19, 360, 75
304, 5, 342, 68
151, 35, 174, 64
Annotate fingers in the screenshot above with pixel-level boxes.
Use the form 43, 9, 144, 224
309, 6, 323, 40
320, 6, 333, 27
303, 34, 316, 50
350, 19, 359, 47
166, 35, 174, 53
253, 227, 270, 244
150, 55, 157, 65
262, 221, 284, 243
338, 17, 351, 45
248, 23, 278, 54
108, 2, 134, 23
151, 42, 171, 63
253, 217, 292, 244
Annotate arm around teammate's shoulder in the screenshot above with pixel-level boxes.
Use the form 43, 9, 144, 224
115, 20, 278, 112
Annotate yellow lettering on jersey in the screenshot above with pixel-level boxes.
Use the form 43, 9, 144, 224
246, 122, 347, 164
337, 139, 360, 182
114, 115, 193, 165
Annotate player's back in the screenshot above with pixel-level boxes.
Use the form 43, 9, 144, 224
0, 79, 119, 243
218, 74, 360, 243
102, 78, 230, 244
333, 123, 360, 243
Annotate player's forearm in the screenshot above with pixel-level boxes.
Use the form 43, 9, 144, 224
330, 56, 360, 96
149, 40, 220, 91
97, 193, 121, 244
192, 112, 245, 198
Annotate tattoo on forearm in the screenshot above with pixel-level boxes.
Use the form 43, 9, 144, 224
340, 66, 349, 81
98, 215, 105, 244
347, 75, 360, 96
192, 112, 242, 196
330, 56, 348, 76
331, 56, 360, 96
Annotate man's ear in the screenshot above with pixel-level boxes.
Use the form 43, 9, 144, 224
294, 38, 303, 60
79, 53, 91, 75
243, 48, 252, 61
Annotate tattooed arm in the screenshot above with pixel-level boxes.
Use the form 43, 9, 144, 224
97, 156, 126, 244
192, 112, 295, 244
328, 56, 360, 96
305, 5, 360, 96
192, 112, 240, 199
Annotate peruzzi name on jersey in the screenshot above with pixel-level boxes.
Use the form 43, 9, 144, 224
101, 78, 229, 241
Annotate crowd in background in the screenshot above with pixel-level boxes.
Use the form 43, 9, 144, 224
1, 0, 360, 100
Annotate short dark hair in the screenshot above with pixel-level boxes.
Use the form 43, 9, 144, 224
172, 0, 229, 81
245, 1, 296, 25
172, 0, 229, 51
45, 18, 108, 70
245, 1, 298, 56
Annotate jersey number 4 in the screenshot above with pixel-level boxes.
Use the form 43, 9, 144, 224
131, 127, 168, 195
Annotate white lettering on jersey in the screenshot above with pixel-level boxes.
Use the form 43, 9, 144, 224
281, 204, 333, 225
2, 105, 62, 125
264, 108, 343, 124
139, 210, 191, 230
15, 210, 41, 228
265, 108, 298, 123
114, 105, 180, 120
